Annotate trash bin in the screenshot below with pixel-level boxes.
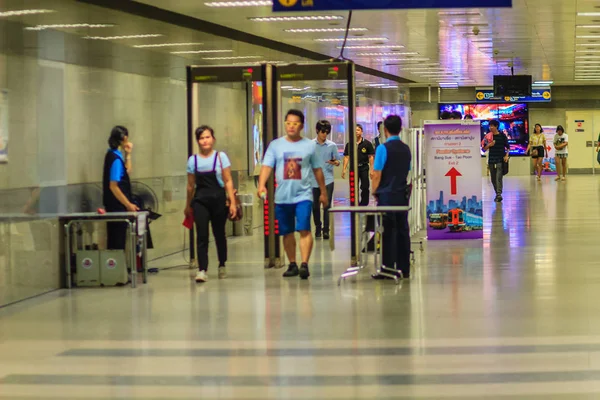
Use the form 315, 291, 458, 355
99, 250, 128, 286
76, 250, 100, 287
233, 194, 254, 237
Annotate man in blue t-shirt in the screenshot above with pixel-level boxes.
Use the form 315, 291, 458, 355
257, 109, 328, 280
311, 119, 340, 240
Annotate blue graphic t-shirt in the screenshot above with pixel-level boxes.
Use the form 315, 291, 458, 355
263, 137, 322, 204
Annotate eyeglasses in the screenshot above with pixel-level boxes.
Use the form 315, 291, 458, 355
319, 129, 331, 134
285, 121, 302, 127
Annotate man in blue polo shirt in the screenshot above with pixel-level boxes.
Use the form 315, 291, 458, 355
311, 120, 340, 240
371, 115, 412, 280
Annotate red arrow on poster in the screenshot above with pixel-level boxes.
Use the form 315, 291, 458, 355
445, 167, 462, 195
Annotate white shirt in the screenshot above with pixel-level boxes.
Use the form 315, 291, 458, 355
554, 133, 568, 155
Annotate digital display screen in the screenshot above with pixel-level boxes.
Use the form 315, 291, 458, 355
439, 103, 529, 156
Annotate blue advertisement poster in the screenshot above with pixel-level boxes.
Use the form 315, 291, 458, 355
274, 0, 512, 12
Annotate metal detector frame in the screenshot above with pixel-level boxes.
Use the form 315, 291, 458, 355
271, 61, 359, 264
186, 61, 360, 269
186, 64, 281, 268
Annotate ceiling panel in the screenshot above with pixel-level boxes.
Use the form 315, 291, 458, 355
129, 0, 596, 86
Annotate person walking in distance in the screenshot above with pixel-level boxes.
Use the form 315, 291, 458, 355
184, 126, 237, 283
374, 121, 384, 150
312, 120, 340, 240
527, 123, 547, 181
371, 115, 412, 280
342, 124, 374, 205
553, 125, 568, 182
257, 110, 328, 280
483, 120, 510, 203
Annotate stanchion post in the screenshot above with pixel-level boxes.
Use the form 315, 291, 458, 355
346, 62, 359, 266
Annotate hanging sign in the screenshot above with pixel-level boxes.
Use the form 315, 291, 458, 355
274, 0, 512, 12
425, 121, 483, 240
475, 88, 551, 103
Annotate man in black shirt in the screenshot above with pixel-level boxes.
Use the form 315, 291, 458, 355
343, 124, 375, 205
483, 120, 510, 202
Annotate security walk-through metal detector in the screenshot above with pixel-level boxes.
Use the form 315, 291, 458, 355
186, 61, 361, 270
271, 61, 360, 265
186, 64, 281, 269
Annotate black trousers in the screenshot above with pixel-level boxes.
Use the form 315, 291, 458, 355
489, 162, 504, 195
106, 204, 128, 250
358, 165, 370, 206
380, 194, 411, 277
312, 182, 335, 233
193, 192, 228, 271
107, 222, 128, 250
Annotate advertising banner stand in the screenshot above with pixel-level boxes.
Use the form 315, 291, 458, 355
425, 121, 483, 240
542, 125, 557, 175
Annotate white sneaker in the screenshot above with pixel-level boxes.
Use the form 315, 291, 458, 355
195, 270, 207, 283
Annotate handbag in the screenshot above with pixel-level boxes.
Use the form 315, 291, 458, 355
597, 150, 600, 165
531, 148, 538, 157
218, 152, 243, 222
502, 159, 509, 175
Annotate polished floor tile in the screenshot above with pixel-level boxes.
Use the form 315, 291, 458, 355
2, 176, 600, 398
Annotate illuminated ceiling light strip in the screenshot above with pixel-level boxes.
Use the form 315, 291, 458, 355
315, 37, 387, 42
439, 82, 459, 88
576, 35, 600, 39
576, 43, 600, 46
25, 23, 114, 31
338, 44, 405, 49
232, 60, 285, 65
375, 58, 429, 61
577, 12, 600, 16
0, 9, 54, 17
438, 11, 481, 16
250, 15, 343, 22
84, 34, 162, 40
533, 81, 553, 85
285, 27, 367, 33
387, 62, 440, 66
576, 55, 600, 58
577, 25, 600, 28
356, 52, 419, 56
134, 42, 203, 48
576, 50, 600, 53
171, 49, 233, 54
205, 1, 271, 6
202, 55, 263, 60
401, 67, 444, 71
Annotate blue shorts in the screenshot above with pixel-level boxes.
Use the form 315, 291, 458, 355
275, 201, 312, 236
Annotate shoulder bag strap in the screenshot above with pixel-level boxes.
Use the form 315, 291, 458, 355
212, 152, 219, 172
